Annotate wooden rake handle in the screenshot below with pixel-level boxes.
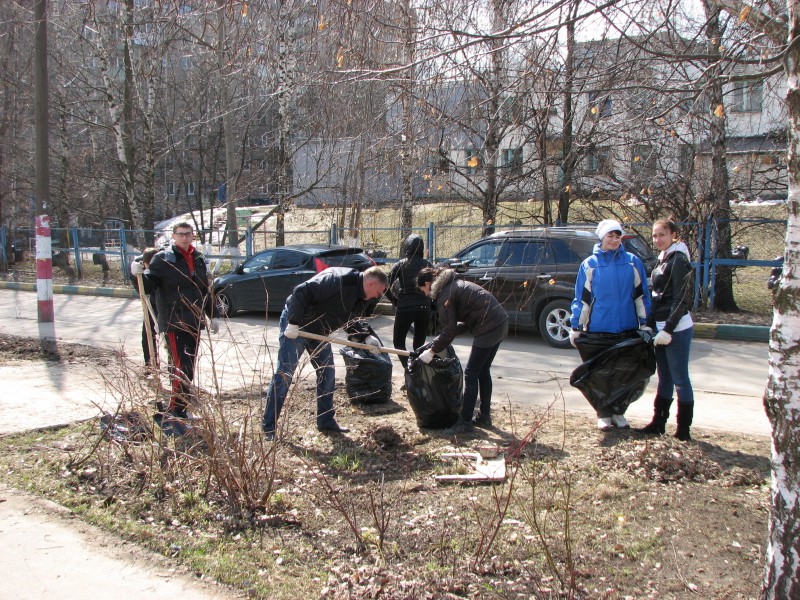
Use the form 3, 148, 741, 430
297, 330, 411, 357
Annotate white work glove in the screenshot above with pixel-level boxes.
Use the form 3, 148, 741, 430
209, 318, 220, 334
639, 325, 653, 333
284, 323, 300, 339
569, 329, 581, 348
130, 260, 145, 276
653, 330, 672, 346
364, 335, 382, 355
419, 348, 435, 364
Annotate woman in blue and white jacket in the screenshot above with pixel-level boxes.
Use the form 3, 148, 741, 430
569, 219, 652, 431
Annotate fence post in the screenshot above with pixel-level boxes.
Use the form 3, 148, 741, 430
119, 226, 129, 280
70, 227, 82, 279
703, 217, 714, 309
245, 224, 253, 259
0, 226, 7, 272
427, 222, 435, 262
330, 222, 337, 245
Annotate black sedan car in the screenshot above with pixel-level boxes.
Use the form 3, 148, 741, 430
212, 244, 376, 316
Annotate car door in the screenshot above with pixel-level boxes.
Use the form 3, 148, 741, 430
492, 239, 553, 327
234, 249, 277, 312
450, 240, 504, 293
267, 249, 314, 311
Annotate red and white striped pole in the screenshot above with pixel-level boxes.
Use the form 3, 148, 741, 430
35, 215, 54, 322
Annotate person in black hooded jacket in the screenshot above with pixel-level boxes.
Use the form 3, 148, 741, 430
387, 234, 433, 369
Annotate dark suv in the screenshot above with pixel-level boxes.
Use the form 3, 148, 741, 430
440, 227, 656, 348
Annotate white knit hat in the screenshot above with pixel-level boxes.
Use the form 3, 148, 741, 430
595, 219, 625, 240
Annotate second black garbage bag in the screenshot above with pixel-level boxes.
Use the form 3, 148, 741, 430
570, 331, 656, 416
405, 344, 463, 429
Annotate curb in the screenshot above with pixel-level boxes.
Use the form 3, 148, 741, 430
0, 282, 770, 343
692, 322, 771, 342
0, 281, 137, 299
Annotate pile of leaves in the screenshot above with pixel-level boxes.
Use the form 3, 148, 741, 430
598, 437, 723, 483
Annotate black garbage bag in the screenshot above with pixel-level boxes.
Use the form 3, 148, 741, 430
339, 345, 393, 404
405, 344, 463, 429
570, 331, 656, 415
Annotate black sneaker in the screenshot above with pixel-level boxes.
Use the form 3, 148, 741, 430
474, 413, 493, 428
317, 421, 350, 434
443, 419, 474, 436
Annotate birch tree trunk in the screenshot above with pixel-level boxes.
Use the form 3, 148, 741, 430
762, 2, 800, 593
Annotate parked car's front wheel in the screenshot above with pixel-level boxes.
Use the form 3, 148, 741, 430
538, 299, 572, 349
215, 290, 236, 317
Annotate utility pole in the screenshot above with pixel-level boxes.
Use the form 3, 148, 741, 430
34, 0, 53, 322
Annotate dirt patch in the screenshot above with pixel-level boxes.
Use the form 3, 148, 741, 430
0, 333, 115, 365
0, 336, 772, 599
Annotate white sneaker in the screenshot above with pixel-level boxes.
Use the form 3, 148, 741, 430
597, 417, 614, 431
611, 414, 630, 429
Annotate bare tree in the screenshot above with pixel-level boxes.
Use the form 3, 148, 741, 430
703, 0, 800, 596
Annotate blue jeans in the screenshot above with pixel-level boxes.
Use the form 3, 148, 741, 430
655, 326, 694, 405
262, 310, 336, 433
461, 341, 502, 421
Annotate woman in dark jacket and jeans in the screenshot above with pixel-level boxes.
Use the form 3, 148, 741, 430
387, 234, 433, 369
417, 267, 509, 434
641, 219, 695, 441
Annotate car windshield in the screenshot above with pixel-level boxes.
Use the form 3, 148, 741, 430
623, 236, 655, 260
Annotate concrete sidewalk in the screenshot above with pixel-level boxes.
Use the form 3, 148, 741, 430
0, 358, 242, 600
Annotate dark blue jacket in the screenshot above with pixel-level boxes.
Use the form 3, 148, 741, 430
286, 267, 377, 335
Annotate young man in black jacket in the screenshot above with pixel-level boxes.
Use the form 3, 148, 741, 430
131, 221, 220, 426
262, 266, 388, 439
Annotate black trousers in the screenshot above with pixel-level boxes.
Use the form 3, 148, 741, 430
164, 329, 199, 416
393, 306, 431, 369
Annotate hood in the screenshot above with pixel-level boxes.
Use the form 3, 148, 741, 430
430, 268, 456, 300
404, 234, 425, 258
660, 241, 691, 261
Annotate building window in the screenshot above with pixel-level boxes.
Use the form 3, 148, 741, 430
586, 146, 612, 176
166, 182, 175, 196
631, 144, 656, 178
588, 92, 612, 119
259, 159, 267, 171
465, 148, 482, 174
678, 144, 694, 174
501, 148, 523, 175
501, 95, 523, 124
731, 81, 763, 113
187, 182, 195, 196
427, 149, 449, 174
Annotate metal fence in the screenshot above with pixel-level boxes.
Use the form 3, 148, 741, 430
0, 217, 785, 315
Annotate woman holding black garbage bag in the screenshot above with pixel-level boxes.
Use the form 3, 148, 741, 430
640, 219, 695, 441
416, 266, 508, 435
570, 219, 652, 431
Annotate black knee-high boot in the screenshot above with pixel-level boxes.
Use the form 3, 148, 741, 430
674, 403, 693, 441
639, 395, 673, 435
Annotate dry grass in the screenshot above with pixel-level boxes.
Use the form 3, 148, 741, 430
0, 335, 772, 599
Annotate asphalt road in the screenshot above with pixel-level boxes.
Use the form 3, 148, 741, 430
0, 289, 772, 437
